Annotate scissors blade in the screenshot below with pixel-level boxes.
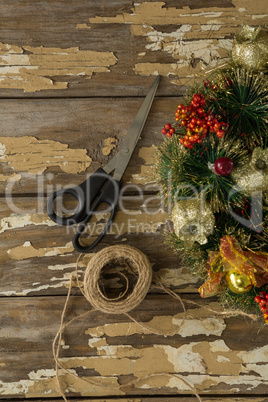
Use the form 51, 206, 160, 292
104, 75, 160, 181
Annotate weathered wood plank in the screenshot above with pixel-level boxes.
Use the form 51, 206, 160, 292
0, 0, 266, 97
0, 195, 199, 296
16, 398, 268, 402
1, 294, 268, 398
0, 97, 176, 194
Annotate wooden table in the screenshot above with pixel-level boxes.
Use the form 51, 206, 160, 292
1, 1, 268, 401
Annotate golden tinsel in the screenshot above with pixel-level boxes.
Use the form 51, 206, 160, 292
232, 25, 268, 72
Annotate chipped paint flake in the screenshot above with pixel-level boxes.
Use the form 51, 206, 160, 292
7, 241, 74, 260
102, 137, 118, 156
85, 308, 226, 338
0, 136, 92, 176
0, 213, 55, 234
0, 43, 117, 92
0, 369, 122, 397
154, 268, 199, 287
0, 276, 72, 296
84, 1, 267, 84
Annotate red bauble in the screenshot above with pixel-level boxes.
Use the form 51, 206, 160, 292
214, 157, 234, 176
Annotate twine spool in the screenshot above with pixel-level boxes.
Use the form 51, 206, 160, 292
83, 245, 152, 314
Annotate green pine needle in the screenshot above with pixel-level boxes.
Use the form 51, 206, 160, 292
155, 136, 248, 213
205, 67, 268, 149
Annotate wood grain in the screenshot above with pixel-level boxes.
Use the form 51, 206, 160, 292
0, 97, 176, 194
16, 399, 268, 402
1, 294, 268, 399
1, 0, 268, 400
0, 195, 199, 296
0, 0, 266, 97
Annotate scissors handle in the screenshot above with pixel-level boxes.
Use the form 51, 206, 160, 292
73, 177, 121, 253
47, 168, 109, 226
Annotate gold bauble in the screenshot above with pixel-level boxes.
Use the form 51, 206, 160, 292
232, 25, 268, 72
225, 271, 252, 294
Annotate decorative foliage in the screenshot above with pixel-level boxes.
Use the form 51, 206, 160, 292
204, 67, 268, 149
156, 25, 268, 323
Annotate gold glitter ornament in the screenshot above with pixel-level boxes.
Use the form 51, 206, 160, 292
232, 25, 268, 72
225, 270, 252, 294
232, 147, 268, 195
171, 196, 215, 248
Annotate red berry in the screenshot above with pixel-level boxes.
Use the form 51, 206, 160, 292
190, 111, 197, 117
162, 128, 167, 135
261, 306, 268, 313
200, 98, 206, 106
260, 292, 266, 298
214, 122, 221, 130
179, 138, 184, 144
214, 157, 234, 176
167, 132, 172, 138
255, 296, 262, 304
181, 120, 187, 126
260, 299, 267, 307
193, 94, 201, 102
216, 129, 225, 138
197, 108, 204, 114
165, 123, 172, 130
265, 294, 268, 301
169, 128, 175, 134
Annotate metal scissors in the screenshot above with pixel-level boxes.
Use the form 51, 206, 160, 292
47, 76, 160, 253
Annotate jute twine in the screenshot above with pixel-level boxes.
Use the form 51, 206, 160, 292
53, 245, 258, 402
83, 245, 152, 314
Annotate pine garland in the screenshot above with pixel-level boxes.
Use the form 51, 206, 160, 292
204, 68, 268, 149
156, 26, 268, 323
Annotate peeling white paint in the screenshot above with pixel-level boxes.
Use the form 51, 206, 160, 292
0, 379, 35, 395
201, 24, 221, 31
0, 213, 55, 234
252, 14, 268, 19
47, 263, 76, 271
172, 317, 226, 337
154, 268, 199, 287
160, 343, 206, 373
7, 241, 74, 260
238, 344, 268, 364
88, 337, 108, 348
0, 277, 71, 296
86, 312, 226, 339
28, 369, 56, 380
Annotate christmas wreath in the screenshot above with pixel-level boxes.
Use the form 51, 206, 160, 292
156, 25, 268, 323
